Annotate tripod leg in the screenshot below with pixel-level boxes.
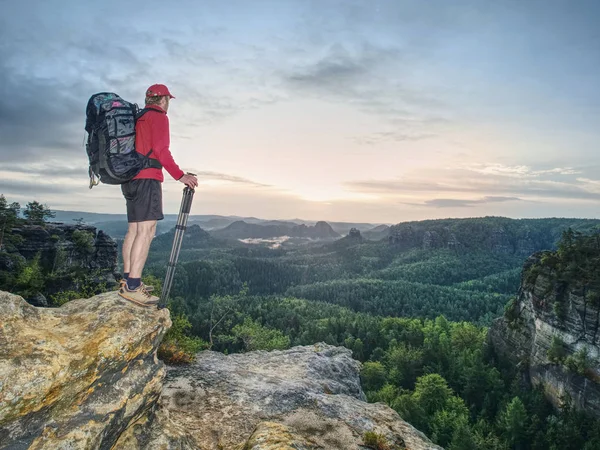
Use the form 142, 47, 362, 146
158, 186, 195, 309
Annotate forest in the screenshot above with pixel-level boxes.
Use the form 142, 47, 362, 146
2, 195, 600, 449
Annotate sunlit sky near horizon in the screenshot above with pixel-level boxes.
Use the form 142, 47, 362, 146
1, 0, 600, 224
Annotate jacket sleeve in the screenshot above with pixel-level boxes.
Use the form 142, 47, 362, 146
152, 114, 185, 180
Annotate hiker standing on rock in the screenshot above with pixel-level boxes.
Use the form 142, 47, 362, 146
119, 84, 198, 307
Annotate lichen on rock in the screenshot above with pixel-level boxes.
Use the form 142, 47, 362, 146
162, 343, 442, 450
0, 290, 178, 449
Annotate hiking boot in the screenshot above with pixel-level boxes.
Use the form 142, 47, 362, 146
119, 279, 154, 292
118, 283, 160, 307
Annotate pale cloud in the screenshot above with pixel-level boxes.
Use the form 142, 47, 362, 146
416, 196, 522, 208
462, 163, 581, 178
344, 165, 600, 203
351, 131, 436, 145
193, 171, 272, 188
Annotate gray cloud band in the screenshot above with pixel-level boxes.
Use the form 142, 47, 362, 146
345, 178, 600, 202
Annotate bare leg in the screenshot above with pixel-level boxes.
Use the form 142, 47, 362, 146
128, 220, 157, 279
122, 222, 138, 274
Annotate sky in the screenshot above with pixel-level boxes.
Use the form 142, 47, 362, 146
1, 0, 600, 224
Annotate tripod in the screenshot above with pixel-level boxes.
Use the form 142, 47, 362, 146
158, 180, 195, 310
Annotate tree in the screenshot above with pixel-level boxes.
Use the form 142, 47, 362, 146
208, 287, 246, 348
412, 373, 453, 416
497, 397, 528, 449
231, 317, 290, 351
547, 336, 567, 364
430, 395, 470, 447
0, 196, 20, 250
23, 201, 55, 225
449, 425, 478, 450
158, 313, 208, 364
16, 253, 45, 297
361, 361, 387, 392
385, 342, 424, 388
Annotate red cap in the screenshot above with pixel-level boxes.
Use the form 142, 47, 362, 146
146, 84, 175, 99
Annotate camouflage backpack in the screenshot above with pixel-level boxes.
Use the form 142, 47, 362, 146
84, 92, 163, 188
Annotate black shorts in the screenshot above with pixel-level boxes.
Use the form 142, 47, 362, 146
121, 179, 164, 223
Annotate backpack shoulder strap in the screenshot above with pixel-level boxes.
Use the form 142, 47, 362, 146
134, 107, 165, 170
135, 107, 166, 121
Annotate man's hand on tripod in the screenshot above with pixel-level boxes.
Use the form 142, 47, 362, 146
179, 173, 198, 189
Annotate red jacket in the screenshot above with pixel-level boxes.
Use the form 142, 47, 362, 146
133, 104, 185, 182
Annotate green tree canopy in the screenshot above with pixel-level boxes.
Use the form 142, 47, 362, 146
23, 201, 55, 225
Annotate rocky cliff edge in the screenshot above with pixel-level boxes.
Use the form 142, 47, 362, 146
0, 290, 441, 449
489, 254, 600, 417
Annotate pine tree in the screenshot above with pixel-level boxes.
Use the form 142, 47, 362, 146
23, 201, 55, 225
498, 397, 528, 449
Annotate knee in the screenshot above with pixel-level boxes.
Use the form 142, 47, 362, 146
126, 223, 138, 237
138, 222, 157, 237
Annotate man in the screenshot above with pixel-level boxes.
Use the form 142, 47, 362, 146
119, 84, 198, 307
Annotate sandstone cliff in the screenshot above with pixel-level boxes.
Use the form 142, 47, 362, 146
489, 253, 600, 417
387, 217, 599, 255
10, 223, 117, 274
0, 290, 441, 450
0, 290, 193, 449
163, 344, 442, 449
0, 223, 118, 306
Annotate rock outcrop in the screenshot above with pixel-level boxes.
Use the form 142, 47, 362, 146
1, 290, 439, 449
363, 224, 390, 241
489, 254, 600, 417
10, 223, 117, 274
1, 223, 118, 304
0, 290, 190, 449
162, 344, 442, 449
210, 220, 340, 240
387, 217, 599, 255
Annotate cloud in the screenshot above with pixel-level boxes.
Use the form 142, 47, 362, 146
190, 170, 272, 188
1, 164, 87, 178
0, 179, 79, 196
281, 42, 448, 120
351, 131, 436, 145
345, 167, 600, 202
0, 30, 156, 166
416, 196, 522, 208
462, 163, 581, 178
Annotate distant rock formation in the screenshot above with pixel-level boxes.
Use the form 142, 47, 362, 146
0, 290, 441, 449
163, 344, 442, 449
10, 223, 117, 273
363, 224, 390, 241
152, 224, 215, 250
348, 227, 362, 239
313, 220, 341, 238
211, 220, 340, 240
0, 223, 118, 306
327, 227, 365, 251
489, 254, 600, 418
387, 217, 599, 255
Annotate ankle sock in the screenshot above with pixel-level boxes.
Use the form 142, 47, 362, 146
123, 272, 129, 280
127, 277, 141, 290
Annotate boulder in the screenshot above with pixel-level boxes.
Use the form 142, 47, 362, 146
163, 344, 442, 450
0, 290, 190, 449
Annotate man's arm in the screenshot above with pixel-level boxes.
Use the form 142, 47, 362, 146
152, 114, 185, 181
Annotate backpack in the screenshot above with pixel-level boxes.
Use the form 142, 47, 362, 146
85, 92, 163, 189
